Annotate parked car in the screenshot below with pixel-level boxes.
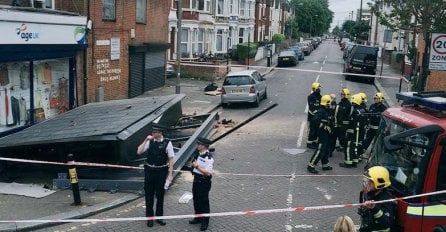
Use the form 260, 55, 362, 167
288, 46, 305, 60
277, 51, 298, 67
343, 42, 356, 60
343, 45, 378, 83
165, 63, 175, 78
221, 70, 267, 107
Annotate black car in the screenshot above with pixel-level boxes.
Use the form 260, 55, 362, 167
277, 51, 298, 67
344, 45, 378, 83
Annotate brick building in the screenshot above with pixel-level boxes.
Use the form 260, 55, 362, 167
57, 0, 170, 102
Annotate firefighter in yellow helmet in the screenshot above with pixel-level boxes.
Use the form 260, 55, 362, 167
334, 88, 352, 152
340, 94, 367, 168
363, 92, 387, 151
358, 166, 396, 231
307, 95, 333, 174
307, 82, 322, 149
358, 92, 368, 111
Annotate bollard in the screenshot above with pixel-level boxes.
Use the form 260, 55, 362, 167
267, 57, 271, 67
67, 154, 81, 205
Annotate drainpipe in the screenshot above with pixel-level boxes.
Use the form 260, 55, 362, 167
83, 0, 90, 105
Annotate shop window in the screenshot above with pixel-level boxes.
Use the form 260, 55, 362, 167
0, 60, 69, 132
136, 0, 146, 23
103, 0, 116, 21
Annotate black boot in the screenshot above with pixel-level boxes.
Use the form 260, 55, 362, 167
307, 166, 319, 174
189, 218, 202, 224
200, 221, 208, 231
156, 219, 166, 226
322, 166, 333, 171
339, 162, 352, 168
147, 220, 153, 227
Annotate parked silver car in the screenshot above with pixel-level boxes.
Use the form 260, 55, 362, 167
221, 70, 267, 107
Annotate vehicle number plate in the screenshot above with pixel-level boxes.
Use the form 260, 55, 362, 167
352, 66, 362, 70
232, 89, 243, 93
283, 58, 289, 61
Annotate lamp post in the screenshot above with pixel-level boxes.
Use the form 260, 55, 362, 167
227, 33, 230, 74
247, 29, 251, 70
310, 14, 318, 37
175, 0, 182, 94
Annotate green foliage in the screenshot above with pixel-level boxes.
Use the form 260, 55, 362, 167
332, 26, 341, 36
341, 20, 370, 41
290, 0, 333, 36
272, 34, 285, 43
368, 0, 446, 90
237, 43, 258, 60
285, 16, 299, 39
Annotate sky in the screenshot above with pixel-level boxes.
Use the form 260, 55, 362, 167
329, 0, 372, 31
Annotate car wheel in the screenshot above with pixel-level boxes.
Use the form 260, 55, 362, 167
253, 96, 260, 107
345, 75, 350, 81
369, 78, 375, 84
263, 89, 268, 99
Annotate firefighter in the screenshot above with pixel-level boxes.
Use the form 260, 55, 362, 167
358, 166, 396, 232
137, 123, 174, 227
328, 94, 337, 157
340, 94, 367, 168
307, 82, 322, 149
189, 137, 214, 231
363, 92, 387, 151
334, 88, 352, 152
307, 95, 333, 174
358, 92, 368, 111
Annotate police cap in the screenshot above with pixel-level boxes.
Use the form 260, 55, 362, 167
197, 137, 212, 146
152, 123, 167, 132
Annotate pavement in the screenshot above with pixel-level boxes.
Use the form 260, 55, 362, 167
0, 48, 406, 232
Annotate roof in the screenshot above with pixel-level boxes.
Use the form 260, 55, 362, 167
0, 94, 185, 148
384, 107, 446, 129
226, 70, 258, 77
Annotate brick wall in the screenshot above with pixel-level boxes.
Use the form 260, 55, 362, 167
417, 33, 446, 91
180, 61, 228, 81
82, 0, 169, 103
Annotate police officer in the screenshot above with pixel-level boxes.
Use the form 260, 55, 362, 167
137, 123, 174, 227
363, 92, 387, 150
358, 166, 396, 232
334, 88, 352, 152
307, 95, 333, 174
189, 137, 214, 231
307, 82, 322, 149
340, 94, 367, 168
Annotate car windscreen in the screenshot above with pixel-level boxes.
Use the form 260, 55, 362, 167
223, 76, 252, 85
279, 51, 294, 57
351, 47, 377, 64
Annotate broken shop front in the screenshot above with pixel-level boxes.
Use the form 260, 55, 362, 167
0, 9, 87, 136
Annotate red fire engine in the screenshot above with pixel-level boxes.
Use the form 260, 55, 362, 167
368, 91, 446, 232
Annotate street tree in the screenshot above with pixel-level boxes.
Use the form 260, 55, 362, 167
290, 0, 333, 37
368, 0, 446, 90
285, 16, 299, 39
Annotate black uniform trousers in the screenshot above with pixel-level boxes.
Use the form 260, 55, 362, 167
192, 174, 212, 225
309, 134, 330, 167
144, 166, 168, 217
362, 128, 377, 151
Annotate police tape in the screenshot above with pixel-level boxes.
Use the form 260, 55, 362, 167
0, 157, 361, 178
171, 62, 409, 82
0, 189, 445, 224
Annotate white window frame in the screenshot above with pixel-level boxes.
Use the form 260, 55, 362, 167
136, 0, 146, 23
216, 29, 223, 52
240, 0, 246, 17
181, 28, 190, 58
238, 28, 245, 44
205, 0, 211, 12
198, 29, 205, 54
229, 0, 233, 15
217, 0, 224, 15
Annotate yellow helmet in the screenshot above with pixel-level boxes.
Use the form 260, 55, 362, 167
364, 166, 391, 189
341, 88, 350, 97
351, 94, 362, 105
358, 92, 367, 103
374, 92, 384, 102
320, 95, 332, 106
312, 82, 322, 91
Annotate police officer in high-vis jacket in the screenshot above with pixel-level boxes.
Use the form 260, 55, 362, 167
137, 123, 174, 227
189, 137, 214, 231
334, 88, 352, 151
307, 82, 322, 149
307, 95, 333, 174
358, 166, 396, 232
363, 92, 387, 150
340, 94, 367, 168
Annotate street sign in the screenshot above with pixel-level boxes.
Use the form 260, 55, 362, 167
429, 33, 446, 70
